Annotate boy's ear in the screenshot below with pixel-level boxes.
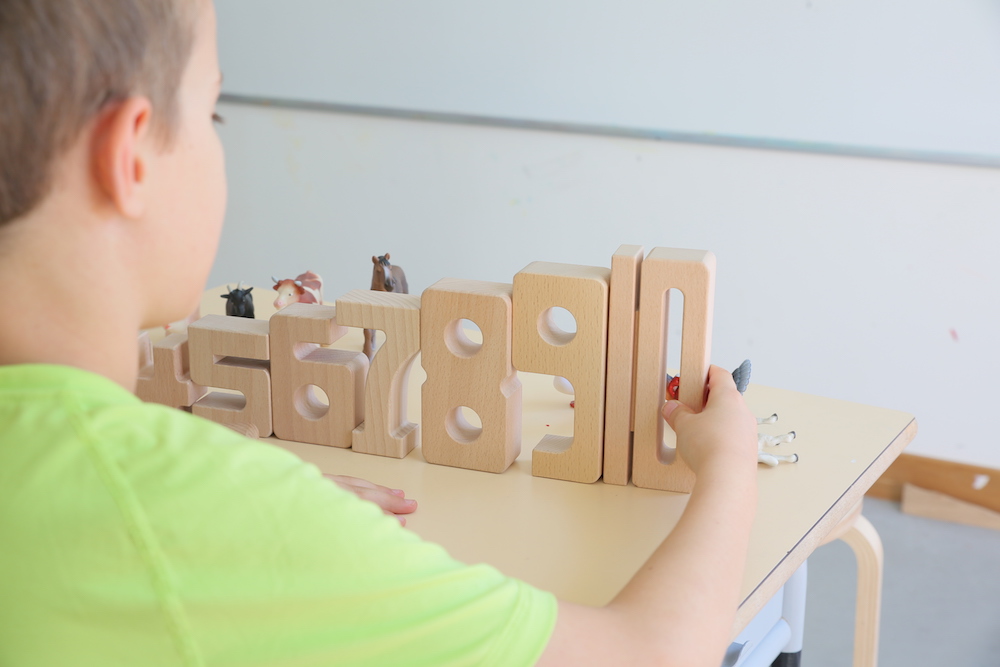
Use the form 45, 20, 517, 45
93, 97, 155, 220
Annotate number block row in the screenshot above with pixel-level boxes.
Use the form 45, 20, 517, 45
137, 245, 715, 492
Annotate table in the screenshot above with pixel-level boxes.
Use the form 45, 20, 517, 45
198, 288, 917, 665
277, 339, 913, 665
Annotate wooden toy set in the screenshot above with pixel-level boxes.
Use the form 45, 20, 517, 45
137, 244, 720, 493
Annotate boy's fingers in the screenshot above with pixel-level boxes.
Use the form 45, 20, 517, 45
662, 400, 693, 430
355, 487, 418, 515
704, 365, 744, 409
327, 474, 407, 497
326, 474, 377, 490
325, 475, 417, 514
706, 364, 738, 392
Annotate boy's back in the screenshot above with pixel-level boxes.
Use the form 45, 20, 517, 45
0, 363, 555, 666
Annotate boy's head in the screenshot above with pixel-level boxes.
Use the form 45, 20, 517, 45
0, 0, 226, 331
0, 0, 202, 226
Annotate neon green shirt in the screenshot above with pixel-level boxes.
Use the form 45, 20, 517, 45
0, 365, 556, 666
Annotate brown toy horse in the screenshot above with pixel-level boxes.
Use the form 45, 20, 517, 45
364, 253, 408, 359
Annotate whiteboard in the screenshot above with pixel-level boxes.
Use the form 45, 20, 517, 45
216, 0, 1000, 164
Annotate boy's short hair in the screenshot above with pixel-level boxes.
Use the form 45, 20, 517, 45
0, 0, 199, 226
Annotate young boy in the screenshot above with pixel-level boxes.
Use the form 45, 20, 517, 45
0, 1, 760, 665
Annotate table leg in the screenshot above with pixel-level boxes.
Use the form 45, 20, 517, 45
841, 513, 883, 667
820, 501, 884, 667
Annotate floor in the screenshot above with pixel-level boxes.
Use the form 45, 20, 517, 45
802, 497, 1000, 666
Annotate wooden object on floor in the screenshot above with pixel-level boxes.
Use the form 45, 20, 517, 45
189, 315, 273, 437
602, 244, 643, 486
136, 331, 207, 408
512, 262, 610, 483
269, 303, 369, 448
631, 248, 716, 493
336, 289, 421, 458
420, 278, 522, 474
868, 452, 1000, 514
901, 483, 1000, 531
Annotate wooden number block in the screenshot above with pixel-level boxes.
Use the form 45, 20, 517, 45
336, 289, 421, 458
270, 303, 368, 448
138, 330, 152, 370
632, 248, 716, 493
421, 278, 521, 473
512, 262, 610, 483
223, 422, 261, 439
189, 315, 273, 437
136, 331, 207, 408
603, 245, 643, 485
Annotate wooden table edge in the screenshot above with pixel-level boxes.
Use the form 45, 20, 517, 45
732, 416, 918, 635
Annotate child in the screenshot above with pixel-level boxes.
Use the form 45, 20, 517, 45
0, 1, 760, 665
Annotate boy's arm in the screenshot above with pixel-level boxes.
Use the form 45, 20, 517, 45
536, 366, 759, 667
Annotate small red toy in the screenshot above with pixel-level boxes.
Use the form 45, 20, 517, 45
666, 375, 681, 400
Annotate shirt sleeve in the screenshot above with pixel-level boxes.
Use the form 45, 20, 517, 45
112, 405, 558, 667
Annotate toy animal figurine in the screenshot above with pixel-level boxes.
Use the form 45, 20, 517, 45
364, 254, 408, 359
272, 271, 323, 310
754, 414, 798, 467
667, 359, 798, 467
371, 253, 408, 293
221, 283, 255, 318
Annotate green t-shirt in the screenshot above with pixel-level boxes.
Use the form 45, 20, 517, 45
0, 365, 556, 666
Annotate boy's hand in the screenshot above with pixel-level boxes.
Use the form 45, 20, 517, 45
662, 365, 758, 476
324, 474, 418, 526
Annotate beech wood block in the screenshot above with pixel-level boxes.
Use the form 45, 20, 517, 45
223, 422, 261, 439
270, 303, 368, 448
632, 248, 716, 493
336, 289, 421, 458
136, 332, 207, 408
138, 330, 152, 370
421, 278, 522, 474
602, 244, 643, 485
512, 262, 610, 483
189, 315, 273, 437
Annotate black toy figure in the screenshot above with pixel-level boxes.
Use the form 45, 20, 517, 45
221, 283, 255, 318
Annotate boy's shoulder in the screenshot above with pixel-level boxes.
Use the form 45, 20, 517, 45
0, 363, 327, 512
0, 362, 247, 455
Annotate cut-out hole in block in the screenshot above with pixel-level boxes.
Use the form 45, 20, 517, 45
538, 307, 577, 346
660, 288, 684, 461
446, 406, 483, 444
666, 288, 684, 376
552, 376, 574, 396
294, 384, 330, 421
444, 318, 483, 358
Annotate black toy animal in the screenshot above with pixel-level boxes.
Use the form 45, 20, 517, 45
221, 283, 255, 318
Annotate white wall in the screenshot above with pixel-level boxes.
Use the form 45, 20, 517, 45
210, 101, 1000, 469
216, 0, 1000, 161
